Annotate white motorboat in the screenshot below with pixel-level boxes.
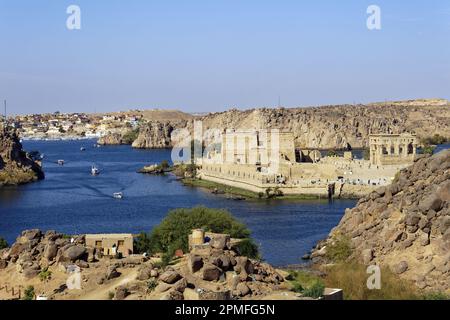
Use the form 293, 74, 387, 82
113, 192, 123, 199
80, 147, 86, 151
57, 160, 65, 166
91, 165, 100, 176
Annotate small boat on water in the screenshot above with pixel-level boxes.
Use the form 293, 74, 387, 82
57, 160, 65, 166
80, 147, 86, 151
113, 192, 123, 199
91, 165, 100, 176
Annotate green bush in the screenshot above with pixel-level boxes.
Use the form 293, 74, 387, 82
39, 267, 52, 282
288, 271, 325, 298
0, 237, 8, 250
302, 280, 325, 299
291, 282, 304, 293
325, 235, 352, 263
235, 239, 260, 260
121, 129, 139, 144
23, 286, 35, 300
147, 206, 251, 255
421, 145, 436, 155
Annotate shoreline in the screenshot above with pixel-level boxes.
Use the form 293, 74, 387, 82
181, 177, 352, 201
20, 136, 97, 141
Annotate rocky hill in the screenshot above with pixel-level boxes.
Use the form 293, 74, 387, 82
132, 120, 190, 149
0, 230, 299, 300
312, 149, 450, 292
131, 99, 450, 150
0, 125, 44, 186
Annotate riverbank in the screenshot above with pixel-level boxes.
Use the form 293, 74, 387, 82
182, 178, 326, 200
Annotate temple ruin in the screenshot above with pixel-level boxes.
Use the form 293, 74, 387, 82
369, 133, 418, 166
197, 130, 417, 198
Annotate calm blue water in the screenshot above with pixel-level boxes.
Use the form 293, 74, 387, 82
0, 140, 358, 266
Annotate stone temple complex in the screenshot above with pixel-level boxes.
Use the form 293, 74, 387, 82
197, 130, 418, 198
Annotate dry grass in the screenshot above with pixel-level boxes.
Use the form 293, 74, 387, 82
322, 262, 420, 300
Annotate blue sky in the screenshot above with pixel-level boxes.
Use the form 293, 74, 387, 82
0, 0, 449, 114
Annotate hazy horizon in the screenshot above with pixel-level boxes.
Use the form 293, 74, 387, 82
1, 1, 449, 115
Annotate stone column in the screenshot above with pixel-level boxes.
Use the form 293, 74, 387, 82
222, 134, 227, 163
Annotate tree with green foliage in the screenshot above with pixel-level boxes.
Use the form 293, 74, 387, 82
421, 145, 436, 155
147, 206, 252, 256
134, 232, 152, 254
0, 237, 8, 250
235, 238, 260, 259
121, 128, 140, 144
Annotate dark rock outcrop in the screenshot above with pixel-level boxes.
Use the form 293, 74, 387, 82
0, 125, 44, 186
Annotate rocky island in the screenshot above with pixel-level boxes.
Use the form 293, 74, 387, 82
0, 124, 44, 186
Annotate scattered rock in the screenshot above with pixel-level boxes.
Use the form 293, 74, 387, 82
63, 245, 87, 262
44, 242, 58, 261
137, 265, 153, 281
114, 286, 129, 300
202, 264, 222, 281
393, 261, 408, 274
105, 265, 121, 280
209, 234, 230, 250
236, 282, 251, 297
159, 270, 182, 284
418, 194, 443, 212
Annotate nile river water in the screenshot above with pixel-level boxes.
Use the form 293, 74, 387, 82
1, 139, 359, 266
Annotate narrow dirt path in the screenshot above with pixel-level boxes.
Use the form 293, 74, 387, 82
79, 269, 138, 300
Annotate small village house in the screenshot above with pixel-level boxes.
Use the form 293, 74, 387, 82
85, 234, 134, 257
